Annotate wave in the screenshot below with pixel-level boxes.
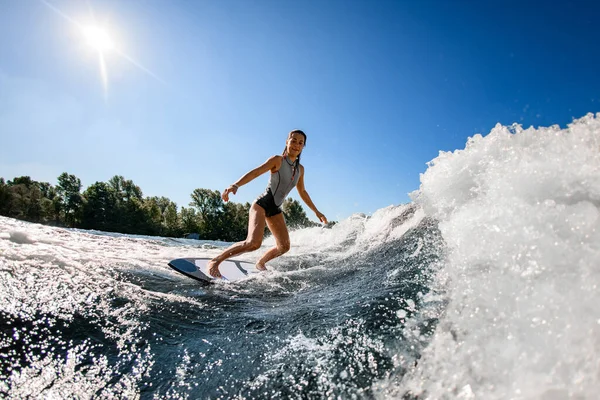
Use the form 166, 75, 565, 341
386, 112, 600, 399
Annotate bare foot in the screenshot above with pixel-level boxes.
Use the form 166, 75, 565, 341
207, 260, 222, 278
255, 262, 267, 272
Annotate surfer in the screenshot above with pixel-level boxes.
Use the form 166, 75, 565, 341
207, 129, 328, 278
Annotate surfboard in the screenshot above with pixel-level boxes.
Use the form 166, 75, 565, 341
168, 257, 259, 283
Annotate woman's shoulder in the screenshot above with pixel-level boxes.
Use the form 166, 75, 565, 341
270, 154, 284, 164
266, 155, 283, 171
264, 154, 283, 163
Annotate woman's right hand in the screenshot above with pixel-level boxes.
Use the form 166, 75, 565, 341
222, 185, 238, 202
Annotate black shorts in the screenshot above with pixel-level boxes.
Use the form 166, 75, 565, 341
255, 190, 282, 217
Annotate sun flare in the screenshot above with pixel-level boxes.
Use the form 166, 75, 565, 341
82, 25, 115, 52
40, 0, 165, 98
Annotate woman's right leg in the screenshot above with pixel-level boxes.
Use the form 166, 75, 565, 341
207, 203, 266, 278
255, 212, 290, 270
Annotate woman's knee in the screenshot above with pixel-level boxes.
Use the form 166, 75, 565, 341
277, 241, 291, 254
245, 239, 262, 251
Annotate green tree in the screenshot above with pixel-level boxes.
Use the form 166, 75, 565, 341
108, 175, 125, 200
190, 188, 223, 239
38, 182, 60, 223
219, 201, 251, 241
122, 197, 147, 234
142, 197, 163, 235
0, 178, 11, 216
282, 197, 315, 229
179, 206, 199, 236
149, 196, 172, 214
144, 196, 179, 236
81, 182, 118, 231
10, 183, 41, 221
5, 183, 28, 220
109, 175, 143, 202
106, 175, 145, 233
56, 172, 83, 227
164, 202, 182, 237
10, 176, 34, 186
5, 176, 47, 222
123, 179, 143, 201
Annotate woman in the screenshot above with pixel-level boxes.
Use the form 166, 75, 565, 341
207, 129, 328, 278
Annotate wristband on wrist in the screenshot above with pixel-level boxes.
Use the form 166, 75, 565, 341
231, 184, 239, 189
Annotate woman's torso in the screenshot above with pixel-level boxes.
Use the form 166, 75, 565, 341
266, 156, 301, 206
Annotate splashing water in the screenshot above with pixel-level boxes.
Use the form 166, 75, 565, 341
386, 113, 600, 399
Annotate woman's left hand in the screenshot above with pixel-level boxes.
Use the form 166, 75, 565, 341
315, 211, 328, 224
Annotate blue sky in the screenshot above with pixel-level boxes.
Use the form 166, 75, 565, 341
1, 0, 599, 222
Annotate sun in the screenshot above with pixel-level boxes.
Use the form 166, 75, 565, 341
79, 24, 116, 98
82, 25, 115, 52
40, 0, 165, 96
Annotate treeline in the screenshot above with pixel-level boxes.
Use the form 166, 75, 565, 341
0, 173, 324, 241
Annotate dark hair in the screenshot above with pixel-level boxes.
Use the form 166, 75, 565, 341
282, 130, 306, 177
289, 129, 306, 144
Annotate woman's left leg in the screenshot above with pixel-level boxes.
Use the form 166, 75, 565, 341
207, 203, 266, 278
256, 213, 290, 270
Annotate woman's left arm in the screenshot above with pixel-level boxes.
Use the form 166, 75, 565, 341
296, 165, 328, 224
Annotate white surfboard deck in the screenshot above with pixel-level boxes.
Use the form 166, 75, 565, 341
168, 257, 259, 283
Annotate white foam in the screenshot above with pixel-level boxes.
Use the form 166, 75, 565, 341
279, 203, 423, 262
393, 113, 600, 398
0, 215, 213, 398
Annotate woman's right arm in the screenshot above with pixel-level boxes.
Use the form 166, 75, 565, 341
222, 155, 281, 202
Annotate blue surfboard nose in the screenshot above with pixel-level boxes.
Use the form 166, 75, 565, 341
169, 258, 197, 273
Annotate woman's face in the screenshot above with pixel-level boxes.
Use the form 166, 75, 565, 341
286, 132, 305, 156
